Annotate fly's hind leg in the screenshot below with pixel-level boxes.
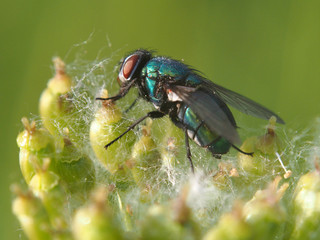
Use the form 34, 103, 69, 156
231, 144, 254, 156
184, 127, 195, 174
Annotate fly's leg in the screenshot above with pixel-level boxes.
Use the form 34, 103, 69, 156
124, 97, 139, 114
104, 111, 165, 149
231, 144, 254, 156
96, 80, 136, 102
184, 127, 195, 174
96, 95, 123, 101
179, 104, 195, 173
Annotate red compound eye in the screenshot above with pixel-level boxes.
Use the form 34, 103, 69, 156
122, 54, 139, 79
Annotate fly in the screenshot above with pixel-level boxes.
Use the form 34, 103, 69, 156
96, 49, 285, 173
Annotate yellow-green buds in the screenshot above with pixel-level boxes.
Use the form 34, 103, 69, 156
72, 187, 123, 240
140, 186, 200, 240
212, 162, 239, 190
243, 176, 288, 239
128, 119, 162, 195
12, 185, 52, 240
140, 205, 182, 240
203, 205, 251, 240
204, 177, 288, 240
157, 117, 184, 170
90, 90, 135, 179
39, 57, 73, 148
56, 129, 95, 203
17, 117, 55, 184
28, 158, 70, 232
16, 53, 320, 240
291, 170, 320, 239
238, 116, 290, 178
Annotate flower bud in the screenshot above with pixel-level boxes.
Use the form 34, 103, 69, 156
39, 57, 73, 148
243, 176, 288, 239
140, 205, 181, 240
128, 119, 162, 199
291, 170, 320, 239
72, 186, 123, 240
29, 158, 70, 232
238, 116, 288, 178
12, 185, 52, 240
17, 117, 55, 183
212, 162, 239, 190
56, 129, 95, 205
156, 117, 184, 169
90, 90, 135, 181
203, 204, 251, 240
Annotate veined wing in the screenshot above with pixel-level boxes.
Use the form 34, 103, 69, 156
200, 78, 285, 124
170, 85, 241, 145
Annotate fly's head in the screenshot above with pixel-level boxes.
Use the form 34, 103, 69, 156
117, 49, 152, 88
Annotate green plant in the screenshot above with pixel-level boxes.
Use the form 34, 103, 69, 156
12, 57, 320, 240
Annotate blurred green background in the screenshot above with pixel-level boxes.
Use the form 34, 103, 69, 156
1, 0, 319, 238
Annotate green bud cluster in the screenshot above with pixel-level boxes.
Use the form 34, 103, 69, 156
17, 118, 55, 184
90, 89, 135, 183
128, 119, 163, 200
204, 177, 288, 240
12, 185, 52, 240
12, 56, 320, 240
39, 57, 73, 149
291, 169, 320, 239
238, 116, 287, 177
72, 187, 123, 240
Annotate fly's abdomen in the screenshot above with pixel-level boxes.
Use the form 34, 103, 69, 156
177, 104, 231, 155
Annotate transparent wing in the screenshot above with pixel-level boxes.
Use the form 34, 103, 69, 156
170, 85, 241, 145
200, 78, 285, 124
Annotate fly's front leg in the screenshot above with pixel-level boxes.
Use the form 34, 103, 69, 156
104, 111, 165, 149
96, 80, 136, 102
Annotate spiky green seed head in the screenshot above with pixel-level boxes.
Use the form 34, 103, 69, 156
17, 118, 55, 184
212, 162, 239, 190
90, 90, 135, 181
11, 186, 52, 240
203, 204, 251, 240
39, 57, 73, 147
291, 170, 320, 239
72, 187, 123, 240
28, 158, 70, 230
56, 130, 95, 203
243, 176, 288, 239
129, 119, 162, 194
140, 205, 182, 240
238, 116, 284, 177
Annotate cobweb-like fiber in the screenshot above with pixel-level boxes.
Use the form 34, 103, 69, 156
47, 38, 319, 233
